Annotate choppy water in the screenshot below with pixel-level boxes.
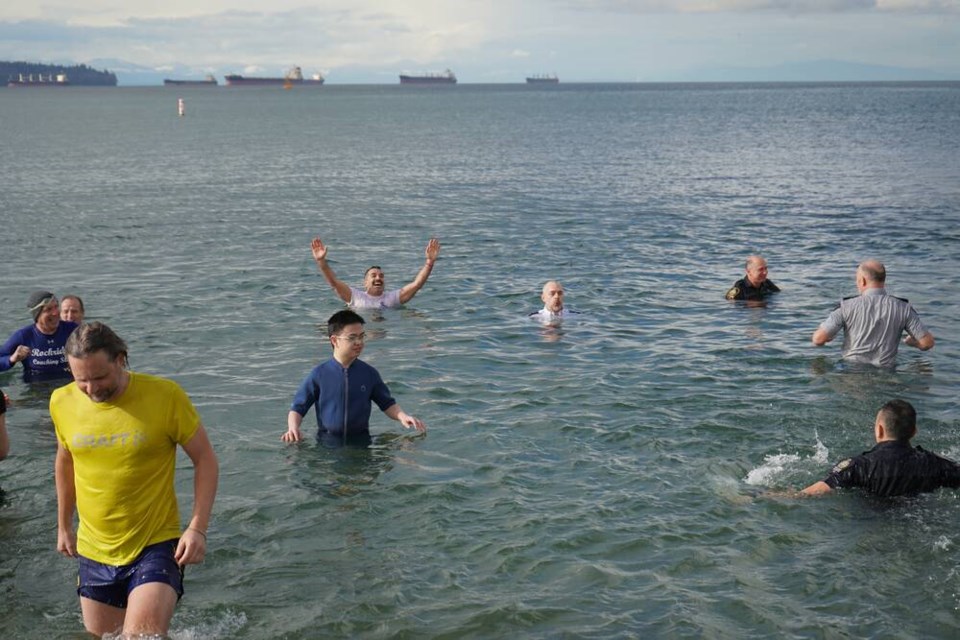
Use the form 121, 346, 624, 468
1, 82, 960, 638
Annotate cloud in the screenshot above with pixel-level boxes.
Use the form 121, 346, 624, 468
511, 49, 531, 57
0, 4, 496, 69
561, 0, 960, 12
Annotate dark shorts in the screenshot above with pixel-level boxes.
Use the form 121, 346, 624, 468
77, 539, 184, 608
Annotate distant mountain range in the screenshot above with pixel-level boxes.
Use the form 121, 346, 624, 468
665, 59, 955, 83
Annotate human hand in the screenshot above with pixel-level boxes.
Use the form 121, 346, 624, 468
281, 426, 303, 443
57, 528, 77, 558
425, 238, 440, 262
175, 527, 207, 566
10, 345, 30, 364
311, 237, 328, 262
398, 411, 426, 433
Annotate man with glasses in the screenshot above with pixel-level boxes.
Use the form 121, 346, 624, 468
311, 236, 441, 310
725, 255, 780, 301
282, 310, 426, 446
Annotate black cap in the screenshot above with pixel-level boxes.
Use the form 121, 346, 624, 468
27, 290, 56, 321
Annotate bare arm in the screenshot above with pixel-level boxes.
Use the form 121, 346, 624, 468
904, 333, 935, 351
312, 237, 352, 304
800, 481, 832, 496
384, 404, 426, 433
55, 443, 78, 557
282, 410, 305, 443
398, 238, 440, 304
176, 424, 219, 566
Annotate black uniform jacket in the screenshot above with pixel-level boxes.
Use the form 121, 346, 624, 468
824, 440, 960, 497
725, 278, 780, 301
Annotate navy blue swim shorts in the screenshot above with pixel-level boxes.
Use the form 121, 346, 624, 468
77, 539, 184, 608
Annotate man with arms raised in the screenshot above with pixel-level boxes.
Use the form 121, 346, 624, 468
812, 260, 934, 368
801, 399, 960, 497
52, 322, 218, 637
725, 255, 780, 301
312, 236, 441, 309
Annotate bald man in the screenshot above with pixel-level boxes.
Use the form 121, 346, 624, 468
530, 281, 577, 323
725, 255, 780, 301
812, 260, 934, 368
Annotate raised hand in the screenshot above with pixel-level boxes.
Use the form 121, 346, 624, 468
311, 237, 328, 262
425, 238, 440, 262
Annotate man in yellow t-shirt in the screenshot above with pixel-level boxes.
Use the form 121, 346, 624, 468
51, 322, 218, 638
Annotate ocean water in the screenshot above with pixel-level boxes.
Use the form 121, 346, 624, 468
1, 82, 960, 638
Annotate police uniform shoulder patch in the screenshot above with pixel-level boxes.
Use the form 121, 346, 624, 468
832, 458, 853, 474
725, 287, 740, 300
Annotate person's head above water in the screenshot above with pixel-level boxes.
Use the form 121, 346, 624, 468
856, 259, 886, 292
363, 266, 386, 296
541, 281, 564, 313
874, 398, 916, 442
744, 256, 770, 288
60, 295, 85, 323
27, 290, 61, 334
327, 309, 367, 365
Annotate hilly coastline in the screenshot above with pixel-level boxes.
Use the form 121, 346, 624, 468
1, 61, 117, 86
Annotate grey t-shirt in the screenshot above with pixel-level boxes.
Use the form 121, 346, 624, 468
819, 287, 929, 368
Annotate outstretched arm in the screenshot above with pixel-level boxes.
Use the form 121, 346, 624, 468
800, 481, 832, 496
384, 404, 426, 433
312, 237, 353, 304
176, 425, 219, 567
398, 238, 440, 304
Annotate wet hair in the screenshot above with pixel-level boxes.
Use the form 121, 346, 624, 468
61, 294, 85, 312
364, 266, 383, 277
878, 399, 916, 441
859, 261, 886, 284
327, 309, 366, 337
65, 322, 128, 366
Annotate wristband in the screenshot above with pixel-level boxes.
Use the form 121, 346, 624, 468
188, 527, 207, 540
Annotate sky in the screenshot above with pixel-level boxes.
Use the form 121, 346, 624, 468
1, 1, 958, 83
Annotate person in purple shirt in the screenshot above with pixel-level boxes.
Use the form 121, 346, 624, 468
0, 291, 78, 381
282, 309, 425, 446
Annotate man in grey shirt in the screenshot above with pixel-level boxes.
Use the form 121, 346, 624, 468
812, 260, 934, 368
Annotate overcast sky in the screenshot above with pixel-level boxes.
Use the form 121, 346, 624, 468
1, 1, 958, 82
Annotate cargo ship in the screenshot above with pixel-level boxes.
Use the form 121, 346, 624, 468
164, 74, 218, 86
7, 73, 70, 87
224, 66, 324, 86
526, 74, 559, 84
399, 69, 457, 85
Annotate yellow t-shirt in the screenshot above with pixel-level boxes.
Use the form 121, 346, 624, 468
51, 371, 201, 565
